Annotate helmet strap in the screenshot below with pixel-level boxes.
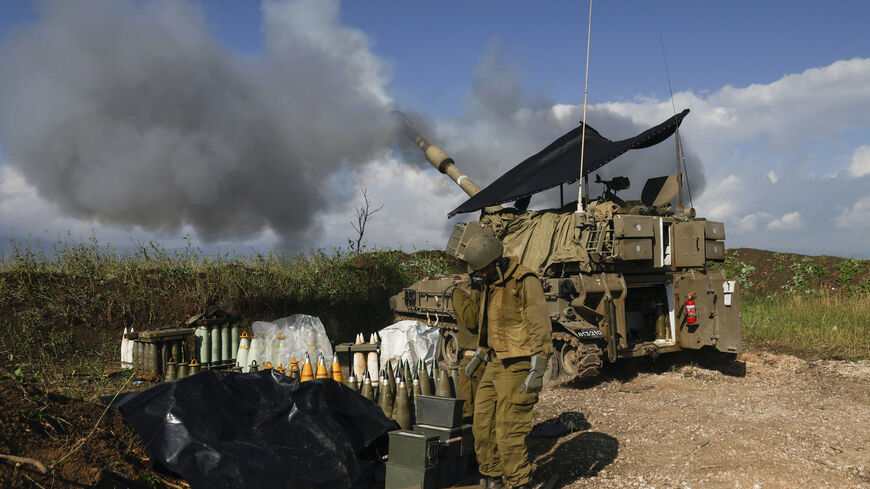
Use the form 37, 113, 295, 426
495, 258, 506, 282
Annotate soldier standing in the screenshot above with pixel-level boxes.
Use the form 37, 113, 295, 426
461, 233, 552, 489
452, 278, 482, 423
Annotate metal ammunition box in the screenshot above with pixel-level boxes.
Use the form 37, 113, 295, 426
704, 221, 726, 240
705, 240, 725, 261
412, 423, 474, 456
388, 430, 440, 468
415, 395, 464, 428
613, 215, 655, 238
433, 452, 456, 488
616, 238, 653, 260
384, 462, 438, 489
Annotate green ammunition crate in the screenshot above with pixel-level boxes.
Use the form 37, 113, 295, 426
384, 462, 438, 489
456, 453, 471, 483
437, 451, 456, 488
388, 430, 440, 468
415, 395, 464, 428
413, 423, 474, 456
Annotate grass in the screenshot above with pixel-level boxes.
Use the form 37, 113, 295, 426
742, 292, 870, 361
2, 237, 869, 402
0, 237, 457, 396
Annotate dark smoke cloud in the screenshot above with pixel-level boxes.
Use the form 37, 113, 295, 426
434, 40, 706, 212
0, 0, 397, 246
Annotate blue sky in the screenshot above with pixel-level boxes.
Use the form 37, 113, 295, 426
1, 0, 869, 257
188, 1, 870, 115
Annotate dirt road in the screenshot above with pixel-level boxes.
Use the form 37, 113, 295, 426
528, 351, 870, 489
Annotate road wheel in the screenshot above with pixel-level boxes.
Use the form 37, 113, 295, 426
543, 350, 562, 385
560, 342, 581, 378
440, 329, 459, 367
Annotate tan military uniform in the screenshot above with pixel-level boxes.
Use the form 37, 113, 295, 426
472, 257, 552, 488
452, 284, 482, 422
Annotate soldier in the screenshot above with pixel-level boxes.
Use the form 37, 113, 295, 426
462, 233, 552, 489
452, 277, 482, 423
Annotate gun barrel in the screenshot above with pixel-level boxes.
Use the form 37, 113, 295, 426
400, 117, 483, 198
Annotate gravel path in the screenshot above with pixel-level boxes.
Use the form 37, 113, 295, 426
527, 351, 870, 489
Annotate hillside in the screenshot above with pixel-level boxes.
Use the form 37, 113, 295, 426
715, 248, 870, 298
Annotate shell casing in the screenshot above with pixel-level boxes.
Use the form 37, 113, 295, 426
210, 323, 222, 366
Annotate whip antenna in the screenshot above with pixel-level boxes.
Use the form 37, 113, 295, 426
660, 35, 693, 209
577, 0, 593, 214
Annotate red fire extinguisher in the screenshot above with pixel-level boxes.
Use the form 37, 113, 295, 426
685, 292, 697, 325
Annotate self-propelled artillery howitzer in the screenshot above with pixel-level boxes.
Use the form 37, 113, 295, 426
390, 110, 741, 383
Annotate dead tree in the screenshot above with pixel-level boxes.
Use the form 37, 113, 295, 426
350, 187, 384, 254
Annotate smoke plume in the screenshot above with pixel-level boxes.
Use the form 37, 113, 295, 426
433, 40, 706, 212
0, 0, 397, 246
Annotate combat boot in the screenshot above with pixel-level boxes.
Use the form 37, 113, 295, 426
479, 475, 506, 489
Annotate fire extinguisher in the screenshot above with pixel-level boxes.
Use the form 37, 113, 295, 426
685, 292, 697, 325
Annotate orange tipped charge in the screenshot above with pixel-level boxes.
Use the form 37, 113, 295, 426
331, 354, 343, 382
315, 353, 329, 380
300, 353, 314, 382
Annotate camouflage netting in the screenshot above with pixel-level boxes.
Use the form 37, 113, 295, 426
483, 209, 593, 276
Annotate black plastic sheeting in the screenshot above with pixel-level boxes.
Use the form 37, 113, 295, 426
106, 370, 397, 489
448, 109, 689, 217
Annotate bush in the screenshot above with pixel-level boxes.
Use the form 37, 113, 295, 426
0, 238, 453, 366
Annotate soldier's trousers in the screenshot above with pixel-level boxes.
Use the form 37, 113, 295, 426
457, 351, 481, 423
472, 356, 537, 487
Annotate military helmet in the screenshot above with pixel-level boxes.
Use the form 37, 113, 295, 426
463, 234, 503, 271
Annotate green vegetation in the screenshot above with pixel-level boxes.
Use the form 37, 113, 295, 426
0, 237, 456, 388
834, 258, 869, 294
2, 238, 869, 400
709, 252, 755, 289
742, 293, 870, 361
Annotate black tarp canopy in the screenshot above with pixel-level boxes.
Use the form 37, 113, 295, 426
448, 109, 690, 217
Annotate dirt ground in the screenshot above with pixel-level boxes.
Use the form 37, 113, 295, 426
0, 368, 183, 489
2, 350, 867, 489
528, 351, 870, 489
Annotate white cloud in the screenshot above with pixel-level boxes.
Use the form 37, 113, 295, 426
594, 58, 870, 163
733, 213, 760, 233
767, 211, 803, 231
767, 170, 778, 183
835, 196, 870, 228
848, 145, 870, 177
313, 152, 466, 251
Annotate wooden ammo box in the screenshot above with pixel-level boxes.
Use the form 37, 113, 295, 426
414, 395, 464, 428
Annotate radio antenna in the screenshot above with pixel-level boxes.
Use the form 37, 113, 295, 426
577, 0, 593, 214
660, 35, 693, 209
